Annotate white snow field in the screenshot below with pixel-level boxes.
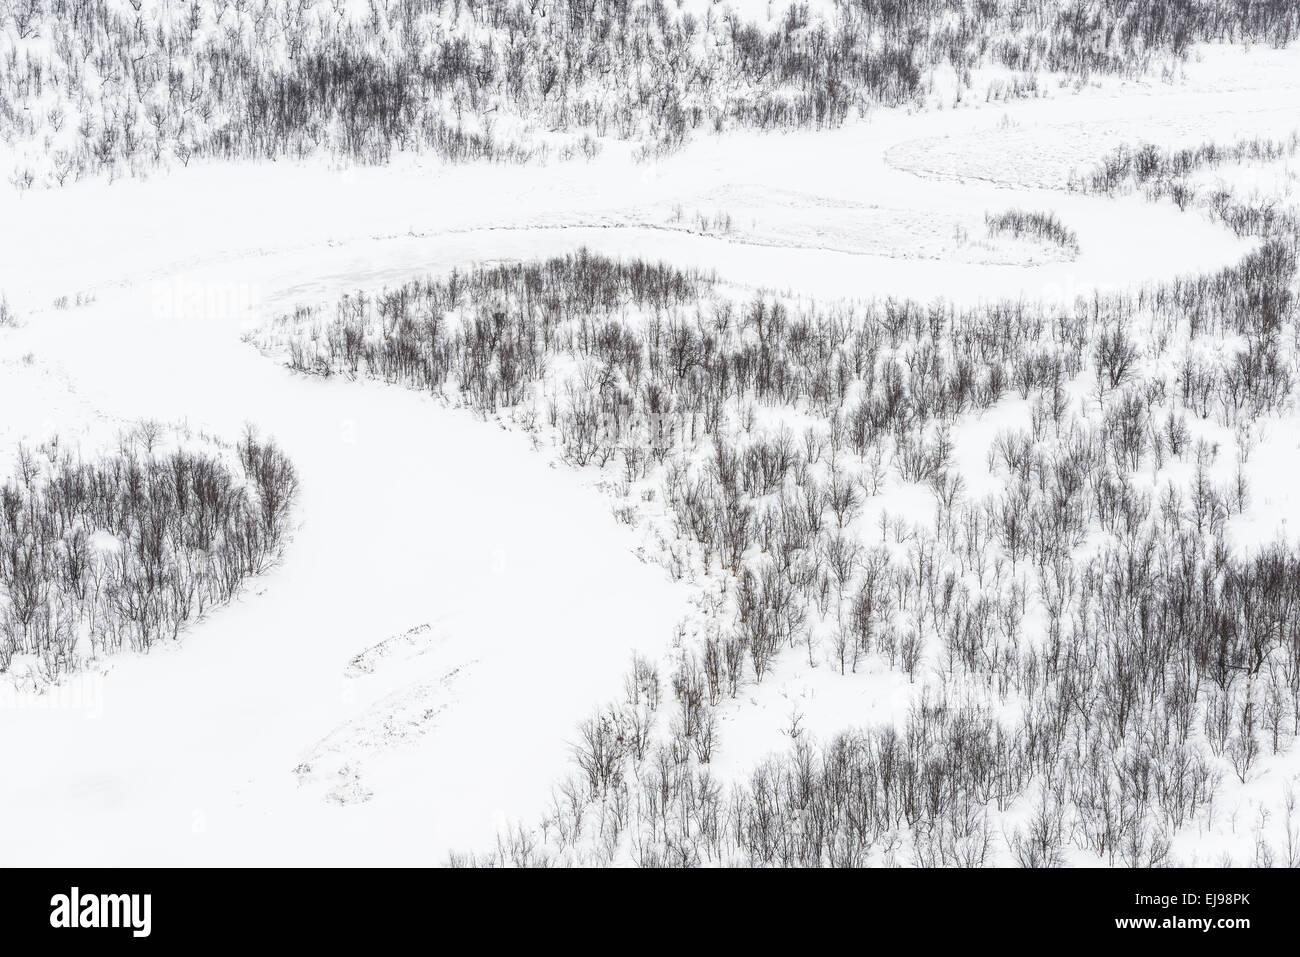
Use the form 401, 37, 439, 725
2, 37, 1300, 866
0, 297, 690, 863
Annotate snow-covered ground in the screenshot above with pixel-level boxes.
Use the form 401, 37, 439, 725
2, 40, 1300, 866
0, 274, 693, 863
10, 47, 1299, 310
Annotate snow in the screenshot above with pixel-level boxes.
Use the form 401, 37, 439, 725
0, 293, 691, 862
2, 38, 1300, 865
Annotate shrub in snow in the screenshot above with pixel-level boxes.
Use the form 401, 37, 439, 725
4, 1, 1298, 186
261, 150, 1300, 866
0, 425, 298, 681
984, 209, 1080, 254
